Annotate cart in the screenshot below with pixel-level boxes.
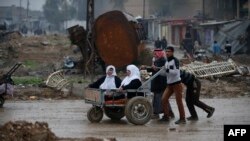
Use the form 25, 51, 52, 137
83, 68, 164, 125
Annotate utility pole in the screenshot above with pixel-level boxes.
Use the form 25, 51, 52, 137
248, 0, 250, 19
86, 0, 94, 33
19, 0, 22, 29
26, 0, 29, 19
202, 0, 205, 22
143, 0, 145, 18
86, 0, 95, 79
237, 0, 240, 19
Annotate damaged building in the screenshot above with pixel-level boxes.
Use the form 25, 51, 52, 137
144, 0, 250, 50
199, 20, 250, 54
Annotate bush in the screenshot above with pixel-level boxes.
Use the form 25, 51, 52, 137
12, 76, 43, 85
23, 60, 39, 69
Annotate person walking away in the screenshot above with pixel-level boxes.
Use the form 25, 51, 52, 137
224, 40, 232, 58
180, 70, 215, 121
154, 37, 161, 49
183, 38, 194, 59
194, 40, 201, 51
161, 46, 186, 124
146, 49, 174, 119
161, 36, 168, 50
212, 41, 221, 57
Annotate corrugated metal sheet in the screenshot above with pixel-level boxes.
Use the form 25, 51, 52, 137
214, 20, 250, 54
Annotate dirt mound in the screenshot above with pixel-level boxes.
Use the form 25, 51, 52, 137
200, 76, 250, 98
0, 121, 57, 141
0, 121, 117, 141
231, 54, 250, 66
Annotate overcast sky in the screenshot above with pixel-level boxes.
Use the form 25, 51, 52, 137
0, 0, 45, 11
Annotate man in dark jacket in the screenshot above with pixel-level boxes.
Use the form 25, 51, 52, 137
154, 37, 161, 49
180, 70, 215, 121
161, 36, 168, 50
147, 49, 174, 119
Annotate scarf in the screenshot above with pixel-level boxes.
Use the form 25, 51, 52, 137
120, 64, 141, 86
99, 65, 117, 89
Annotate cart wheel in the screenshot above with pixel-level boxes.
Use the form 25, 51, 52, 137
87, 106, 103, 123
125, 96, 152, 125
104, 107, 125, 120
0, 96, 5, 108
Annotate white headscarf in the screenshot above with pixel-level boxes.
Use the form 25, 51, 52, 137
99, 65, 117, 89
120, 64, 141, 86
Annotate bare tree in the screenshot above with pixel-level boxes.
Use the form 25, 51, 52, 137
43, 0, 76, 30
110, 0, 128, 10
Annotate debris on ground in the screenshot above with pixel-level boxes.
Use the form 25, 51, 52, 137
0, 121, 57, 141
0, 34, 250, 100
181, 59, 237, 78
0, 121, 117, 141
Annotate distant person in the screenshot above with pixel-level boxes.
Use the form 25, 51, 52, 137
34, 28, 43, 35
194, 40, 201, 51
212, 41, 221, 56
224, 40, 232, 58
154, 37, 161, 49
185, 30, 192, 39
183, 38, 194, 59
180, 70, 215, 121
161, 36, 168, 50
20, 25, 28, 34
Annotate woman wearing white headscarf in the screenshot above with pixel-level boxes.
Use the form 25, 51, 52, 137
88, 65, 121, 90
119, 64, 143, 98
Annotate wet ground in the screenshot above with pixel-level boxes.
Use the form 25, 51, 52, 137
1, 98, 250, 141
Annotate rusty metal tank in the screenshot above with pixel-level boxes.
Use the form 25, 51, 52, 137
94, 10, 144, 68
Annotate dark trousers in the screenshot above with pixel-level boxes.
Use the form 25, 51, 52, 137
153, 92, 174, 116
153, 92, 163, 114
185, 78, 213, 117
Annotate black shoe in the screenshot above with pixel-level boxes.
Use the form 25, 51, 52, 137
187, 116, 199, 121
207, 107, 215, 118
158, 116, 170, 122
175, 119, 186, 124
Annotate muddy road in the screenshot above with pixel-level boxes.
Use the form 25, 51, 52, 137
0, 98, 250, 141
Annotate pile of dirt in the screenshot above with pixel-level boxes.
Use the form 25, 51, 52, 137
200, 76, 250, 98
0, 121, 117, 141
0, 121, 57, 141
231, 54, 250, 66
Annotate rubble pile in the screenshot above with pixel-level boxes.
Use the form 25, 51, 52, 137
0, 121, 57, 141
0, 121, 117, 141
181, 59, 237, 78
